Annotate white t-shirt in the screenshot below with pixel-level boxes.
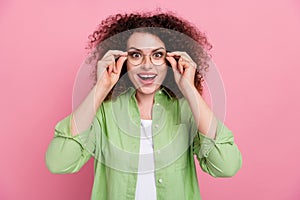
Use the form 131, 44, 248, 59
135, 119, 157, 200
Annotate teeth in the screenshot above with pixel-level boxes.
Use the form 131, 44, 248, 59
139, 74, 156, 78
138, 74, 157, 81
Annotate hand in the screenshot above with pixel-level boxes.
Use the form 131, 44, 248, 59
96, 50, 127, 90
166, 51, 197, 95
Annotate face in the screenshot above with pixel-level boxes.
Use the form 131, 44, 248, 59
126, 32, 167, 95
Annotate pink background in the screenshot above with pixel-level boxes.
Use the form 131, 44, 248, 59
1, 0, 300, 199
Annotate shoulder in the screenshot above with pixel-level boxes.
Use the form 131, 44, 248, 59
95, 87, 135, 116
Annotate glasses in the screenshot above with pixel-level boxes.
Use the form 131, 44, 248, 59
127, 49, 167, 66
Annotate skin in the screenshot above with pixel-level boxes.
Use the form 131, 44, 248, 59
71, 32, 217, 139
126, 32, 168, 119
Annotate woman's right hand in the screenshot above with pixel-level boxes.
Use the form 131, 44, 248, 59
96, 50, 127, 90
69, 51, 127, 136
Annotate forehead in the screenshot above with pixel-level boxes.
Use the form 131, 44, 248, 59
127, 32, 165, 50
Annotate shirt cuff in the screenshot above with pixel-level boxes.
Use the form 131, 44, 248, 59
194, 120, 234, 158
54, 115, 72, 137
54, 115, 89, 148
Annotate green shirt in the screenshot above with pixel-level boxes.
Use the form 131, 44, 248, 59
46, 87, 242, 200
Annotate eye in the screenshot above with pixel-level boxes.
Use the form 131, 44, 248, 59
129, 52, 142, 59
152, 52, 164, 59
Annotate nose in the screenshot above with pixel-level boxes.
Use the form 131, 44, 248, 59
141, 55, 153, 70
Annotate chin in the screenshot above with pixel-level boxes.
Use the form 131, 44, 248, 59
136, 84, 160, 95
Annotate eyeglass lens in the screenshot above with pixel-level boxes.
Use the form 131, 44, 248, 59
127, 51, 166, 66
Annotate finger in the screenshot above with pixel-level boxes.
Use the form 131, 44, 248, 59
105, 51, 127, 73
178, 58, 185, 74
109, 50, 127, 57
167, 51, 182, 56
166, 52, 181, 61
167, 52, 184, 74
108, 55, 116, 74
166, 56, 177, 68
97, 60, 111, 75
166, 56, 180, 76
107, 62, 113, 74
110, 55, 116, 72
168, 51, 192, 60
166, 56, 178, 72
98, 54, 115, 72
167, 51, 196, 68
115, 54, 128, 74
103, 50, 127, 59
167, 51, 186, 58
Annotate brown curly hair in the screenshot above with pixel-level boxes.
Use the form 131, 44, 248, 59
86, 10, 212, 100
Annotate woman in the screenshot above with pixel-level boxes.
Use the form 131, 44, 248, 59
46, 11, 242, 200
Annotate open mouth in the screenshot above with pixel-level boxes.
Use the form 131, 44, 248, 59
137, 74, 157, 81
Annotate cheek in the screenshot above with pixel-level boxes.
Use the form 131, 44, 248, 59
126, 61, 133, 71
158, 67, 168, 77
126, 64, 135, 76
126, 64, 136, 82
127, 69, 134, 80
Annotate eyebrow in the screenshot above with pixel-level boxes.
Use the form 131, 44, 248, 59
126, 47, 166, 52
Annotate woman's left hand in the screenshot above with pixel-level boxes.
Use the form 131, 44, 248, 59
166, 51, 197, 95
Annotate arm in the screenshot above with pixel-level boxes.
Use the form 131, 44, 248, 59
185, 88, 242, 177
45, 51, 127, 174
182, 86, 218, 139
45, 115, 93, 174
192, 118, 242, 177
167, 52, 242, 177
71, 51, 127, 136
45, 84, 106, 174
166, 51, 217, 139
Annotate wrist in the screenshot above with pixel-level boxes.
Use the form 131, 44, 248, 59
180, 82, 198, 99
93, 84, 111, 106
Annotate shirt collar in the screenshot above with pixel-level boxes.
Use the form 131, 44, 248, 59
124, 86, 174, 100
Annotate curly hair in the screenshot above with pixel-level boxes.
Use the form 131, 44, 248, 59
86, 10, 212, 100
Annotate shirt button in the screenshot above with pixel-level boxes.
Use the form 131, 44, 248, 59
158, 90, 162, 94
156, 103, 160, 106
157, 150, 161, 154
158, 178, 163, 183
155, 124, 159, 128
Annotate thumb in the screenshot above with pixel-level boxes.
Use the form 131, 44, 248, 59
166, 56, 180, 75
114, 55, 127, 74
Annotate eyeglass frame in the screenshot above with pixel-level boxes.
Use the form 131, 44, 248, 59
126, 47, 168, 66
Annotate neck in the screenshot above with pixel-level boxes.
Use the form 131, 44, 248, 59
135, 90, 155, 107
135, 90, 156, 120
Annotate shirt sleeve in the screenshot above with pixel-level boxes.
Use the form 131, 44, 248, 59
192, 118, 242, 177
45, 112, 99, 174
